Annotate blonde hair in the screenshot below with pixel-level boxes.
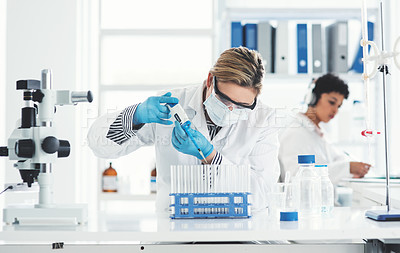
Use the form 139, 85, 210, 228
209, 47, 264, 95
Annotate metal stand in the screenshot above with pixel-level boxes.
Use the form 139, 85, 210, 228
364, 0, 400, 222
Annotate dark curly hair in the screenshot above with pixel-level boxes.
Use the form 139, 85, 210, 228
310, 73, 349, 106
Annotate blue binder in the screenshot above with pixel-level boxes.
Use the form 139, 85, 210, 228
350, 21, 374, 73
297, 24, 308, 73
231, 22, 243, 47
244, 23, 257, 50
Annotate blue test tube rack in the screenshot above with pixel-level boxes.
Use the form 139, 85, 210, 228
170, 192, 251, 219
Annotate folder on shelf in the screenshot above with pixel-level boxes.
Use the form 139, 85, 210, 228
327, 21, 348, 73
312, 24, 323, 73
350, 21, 374, 73
297, 23, 308, 74
244, 23, 257, 50
275, 21, 289, 74
257, 22, 275, 73
231, 22, 243, 47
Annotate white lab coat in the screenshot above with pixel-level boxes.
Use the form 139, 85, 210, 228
278, 112, 351, 185
88, 84, 280, 212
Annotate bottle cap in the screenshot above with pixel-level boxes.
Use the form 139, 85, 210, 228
298, 155, 315, 164
280, 211, 298, 221
316, 164, 329, 175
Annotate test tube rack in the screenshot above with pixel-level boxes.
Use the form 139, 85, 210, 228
170, 164, 251, 219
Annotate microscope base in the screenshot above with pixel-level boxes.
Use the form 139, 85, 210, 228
3, 204, 88, 226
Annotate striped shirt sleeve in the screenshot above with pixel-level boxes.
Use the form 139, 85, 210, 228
210, 151, 222, 165
106, 104, 141, 145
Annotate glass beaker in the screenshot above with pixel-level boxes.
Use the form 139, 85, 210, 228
268, 183, 286, 220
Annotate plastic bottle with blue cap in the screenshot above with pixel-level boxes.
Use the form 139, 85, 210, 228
294, 155, 321, 217
316, 164, 334, 214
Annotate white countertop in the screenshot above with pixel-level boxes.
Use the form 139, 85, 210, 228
343, 179, 400, 208
1, 207, 400, 244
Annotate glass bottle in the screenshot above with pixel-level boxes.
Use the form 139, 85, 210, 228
150, 168, 157, 193
294, 155, 321, 216
102, 162, 118, 192
316, 165, 334, 213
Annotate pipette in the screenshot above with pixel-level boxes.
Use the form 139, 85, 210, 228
167, 103, 208, 163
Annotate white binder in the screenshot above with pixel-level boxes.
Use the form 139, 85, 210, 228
327, 21, 348, 73
312, 24, 323, 73
257, 22, 275, 73
275, 21, 289, 74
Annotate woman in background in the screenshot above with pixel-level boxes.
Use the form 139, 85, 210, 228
279, 73, 371, 185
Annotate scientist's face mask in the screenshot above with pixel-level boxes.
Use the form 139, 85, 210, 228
203, 77, 256, 127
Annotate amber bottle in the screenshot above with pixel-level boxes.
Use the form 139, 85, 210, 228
150, 168, 156, 193
102, 162, 118, 192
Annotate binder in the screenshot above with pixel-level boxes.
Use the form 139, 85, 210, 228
231, 22, 243, 47
275, 21, 289, 74
327, 21, 348, 73
312, 24, 323, 73
350, 21, 374, 73
297, 24, 308, 73
257, 22, 275, 73
243, 23, 257, 50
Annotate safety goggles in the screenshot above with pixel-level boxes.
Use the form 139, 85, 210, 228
213, 76, 257, 110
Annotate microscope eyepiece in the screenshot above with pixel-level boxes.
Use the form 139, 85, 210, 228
71, 91, 94, 103
0, 147, 8, 157
16, 80, 41, 90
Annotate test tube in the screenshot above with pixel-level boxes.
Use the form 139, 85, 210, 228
170, 165, 174, 194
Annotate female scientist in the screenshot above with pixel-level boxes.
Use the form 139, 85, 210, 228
88, 47, 280, 212
279, 73, 371, 185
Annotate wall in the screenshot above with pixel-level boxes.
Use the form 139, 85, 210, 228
5, 0, 79, 205
386, 0, 400, 176
0, 0, 7, 213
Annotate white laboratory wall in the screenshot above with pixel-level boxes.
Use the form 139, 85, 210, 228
0, 0, 7, 214
386, 0, 400, 175
4, 0, 81, 205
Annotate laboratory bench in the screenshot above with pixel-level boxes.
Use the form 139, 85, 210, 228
0, 207, 400, 253
341, 178, 400, 208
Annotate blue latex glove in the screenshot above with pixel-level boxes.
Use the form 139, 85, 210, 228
171, 121, 214, 160
133, 92, 179, 125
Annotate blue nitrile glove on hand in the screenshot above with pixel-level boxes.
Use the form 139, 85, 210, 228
133, 92, 179, 125
171, 121, 214, 160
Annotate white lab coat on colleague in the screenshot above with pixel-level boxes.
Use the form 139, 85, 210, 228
88, 84, 280, 212
278, 112, 351, 185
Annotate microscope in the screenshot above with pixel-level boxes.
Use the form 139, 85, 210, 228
0, 69, 92, 225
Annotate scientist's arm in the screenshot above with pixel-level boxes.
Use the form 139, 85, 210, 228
106, 92, 178, 145
87, 92, 178, 158
329, 145, 370, 183
350, 162, 371, 178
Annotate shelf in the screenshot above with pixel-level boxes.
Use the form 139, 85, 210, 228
262, 73, 365, 84
99, 192, 156, 201
222, 0, 379, 21
223, 0, 378, 11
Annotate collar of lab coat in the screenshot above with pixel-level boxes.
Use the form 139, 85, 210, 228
184, 84, 211, 141
296, 112, 324, 137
